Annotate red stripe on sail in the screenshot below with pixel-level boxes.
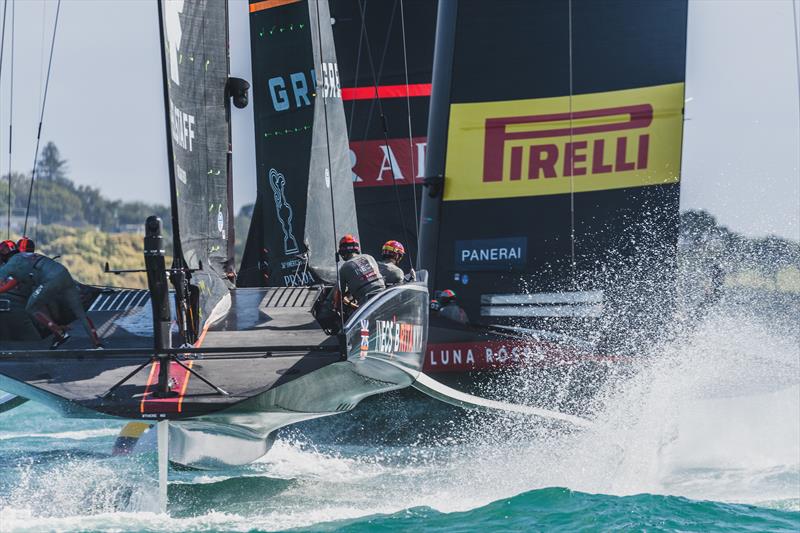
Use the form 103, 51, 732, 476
342, 83, 432, 101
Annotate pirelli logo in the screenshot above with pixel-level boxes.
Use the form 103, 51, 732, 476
444, 83, 684, 201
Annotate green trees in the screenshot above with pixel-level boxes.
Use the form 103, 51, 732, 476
36, 142, 70, 184
0, 142, 171, 231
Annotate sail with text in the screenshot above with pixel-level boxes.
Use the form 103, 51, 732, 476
240, 0, 357, 288
159, 0, 234, 328
330, 0, 437, 262
420, 0, 688, 344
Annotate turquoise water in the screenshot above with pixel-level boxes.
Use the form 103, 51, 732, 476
1, 303, 799, 531
308, 489, 800, 532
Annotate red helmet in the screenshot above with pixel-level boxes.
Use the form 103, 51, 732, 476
381, 240, 405, 258
0, 239, 17, 261
17, 237, 35, 253
439, 289, 456, 304
338, 234, 360, 255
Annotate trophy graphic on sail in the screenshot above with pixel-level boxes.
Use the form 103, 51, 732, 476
269, 167, 300, 256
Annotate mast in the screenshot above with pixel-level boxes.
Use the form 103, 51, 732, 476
417, 0, 457, 277
156, 0, 184, 265
224, 1, 236, 276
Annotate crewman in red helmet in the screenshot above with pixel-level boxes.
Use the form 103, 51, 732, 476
437, 289, 469, 325
336, 234, 385, 305
378, 240, 406, 286
16, 237, 35, 253
0, 240, 40, 341
0, 240, 17, 265
0, 243, 101, 349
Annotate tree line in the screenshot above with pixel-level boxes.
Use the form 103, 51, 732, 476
1, 142, 172, 233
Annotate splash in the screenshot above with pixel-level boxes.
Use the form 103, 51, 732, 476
0, 281, 797, 531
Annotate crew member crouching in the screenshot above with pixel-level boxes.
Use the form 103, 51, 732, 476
0, 240, 40, 341
0, 238, 101, 349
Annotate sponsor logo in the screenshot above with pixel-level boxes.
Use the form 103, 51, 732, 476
455, 237, 527, 271
280, 257, 314, 287
164, 0, 184, 86
169, 99, 195, 152
359, 319, 370, 359
318, 62, 341, 99
444, 83, 684, 201
376, 318, 424, 355
268, 64, 341, 112
175, 163, 187, 184
423, 341, 607, 372
350, 137, 427, 187
269, 70, 314, 111
483, 104, 652, 182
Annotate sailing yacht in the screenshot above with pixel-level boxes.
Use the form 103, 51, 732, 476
332, 0, 689, 381
0, 0, 431, 470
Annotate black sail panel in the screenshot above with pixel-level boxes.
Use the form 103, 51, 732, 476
240, 0, 357, 287
160, 0, 233, 327
424, 0, 688, 338
331, 0, 437, 265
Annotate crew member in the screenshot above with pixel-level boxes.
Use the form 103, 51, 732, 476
378, 240, 407, 286
0, 240, 40, 341
0, 240, 16, 265
438, 289, 469, 325
336, 234, 385, 307
17, 237, 35, 253
0, 242, 101, 349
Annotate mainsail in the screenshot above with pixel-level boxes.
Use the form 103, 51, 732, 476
420, 0, 688, 341
158, 0, 234, 329
240, 0, 357, 288
330, 0, 437, 262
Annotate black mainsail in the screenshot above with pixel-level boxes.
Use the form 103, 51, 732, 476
158, 0, 234, 331
330, 0, 437, 263
420, 0, 688, 351
240, 0, 357, 287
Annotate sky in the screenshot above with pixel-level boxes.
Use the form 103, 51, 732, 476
1, 0, 798, 241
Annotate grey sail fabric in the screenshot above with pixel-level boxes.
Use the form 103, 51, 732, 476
240, 0, 357, 288
159, 0, 233, 326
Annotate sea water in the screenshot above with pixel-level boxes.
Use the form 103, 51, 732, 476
0, 289, 798, 532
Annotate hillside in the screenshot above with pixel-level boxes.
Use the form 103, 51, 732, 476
1, 143, 796, 292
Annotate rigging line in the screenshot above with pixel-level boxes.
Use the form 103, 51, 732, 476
568, 0, 576, 280
8, 0, 12, 236
356, 0, 412, 260
0, 0, 7, 238
361, 0, 396, 139
38, 0, 46, 107
398, 0, 419, 247
347, 0, 366, 139
5, 0, 11, 239
313, 0, 345, 333
23, 0, 61, 237
793, 0, 800, 214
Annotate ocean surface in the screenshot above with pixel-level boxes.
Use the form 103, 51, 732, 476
1, 290, 798, 532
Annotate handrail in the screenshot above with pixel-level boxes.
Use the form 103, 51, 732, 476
0, 344, 339, 359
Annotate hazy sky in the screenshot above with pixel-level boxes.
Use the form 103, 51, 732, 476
2, 0, 799, 240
